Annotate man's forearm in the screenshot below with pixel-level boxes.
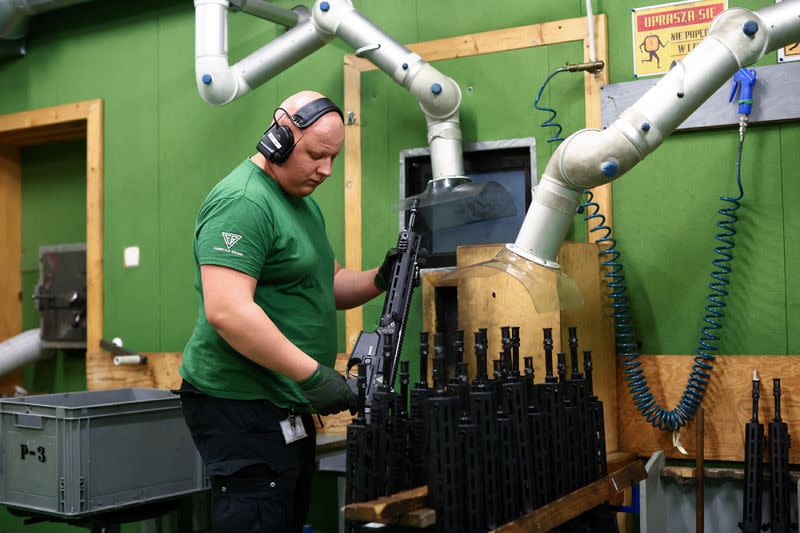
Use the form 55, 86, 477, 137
333, 267, 382, 309
208, 301, 318, 381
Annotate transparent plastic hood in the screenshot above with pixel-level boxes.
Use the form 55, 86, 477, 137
444, 244, 583, 313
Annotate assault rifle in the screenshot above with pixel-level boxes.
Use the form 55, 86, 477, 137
346, 199, 424, 408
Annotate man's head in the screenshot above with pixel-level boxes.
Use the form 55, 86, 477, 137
255, 90, 345, 197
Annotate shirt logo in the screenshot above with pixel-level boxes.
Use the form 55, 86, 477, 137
222, 232, 242, 249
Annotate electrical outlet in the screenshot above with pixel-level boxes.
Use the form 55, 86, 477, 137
124, 246, 140, 268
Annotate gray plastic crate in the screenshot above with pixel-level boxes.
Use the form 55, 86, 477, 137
0, 388, 207, 517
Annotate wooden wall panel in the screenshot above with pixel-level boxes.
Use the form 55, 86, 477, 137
86, 352, 182, 390
617, 354, 800, 462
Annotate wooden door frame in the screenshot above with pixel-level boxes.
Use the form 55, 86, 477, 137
0, 100, 104, 387
341, 15, 610, 349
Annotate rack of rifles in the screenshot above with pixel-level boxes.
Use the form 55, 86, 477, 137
345, 326, 618, 532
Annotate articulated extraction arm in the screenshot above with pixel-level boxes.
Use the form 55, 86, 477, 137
510, 0, 800, 269
194, 0, 464, 182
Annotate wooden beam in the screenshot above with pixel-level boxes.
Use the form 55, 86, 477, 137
492, 460, 647, 533
660, 466, 800, 484
617, 354, 800, 462
344, 16, 590, 71
85, 99, 103, 365
0, 146, 21, 342
0, 146, 24, 392
0, 121, 87, 146
584, 15, 613, 236
0, 101, 97, 134
343, 62, 364, 351
344, 485, 428, 523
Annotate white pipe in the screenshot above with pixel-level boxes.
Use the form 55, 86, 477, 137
194, 0, 330, 105
0, 0, 93, 40
515, 1, 800, 264
312, 0, 464, 179
229, 0, 298, 27
585, 0, 596, 62
113, 354, 147, 366
0, 329, 45, 376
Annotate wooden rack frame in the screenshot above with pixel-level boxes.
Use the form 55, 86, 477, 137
342, 15, 610, 349
0, 100, 103, 391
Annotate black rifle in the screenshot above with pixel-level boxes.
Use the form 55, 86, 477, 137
346, 199, 423, 407
535, 328, 566, 499
345, 365, 380, 506
524, 355, 549, 508
567, 327, 593, 488
425, 350, 464, 532
469, 328, 500, 529
409, 331, 432, 487
767, 378, 793, 533
739, 370, 765, 533
558, 351, 582, 493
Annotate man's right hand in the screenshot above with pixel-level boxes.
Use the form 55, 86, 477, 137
299, 363, 357, 415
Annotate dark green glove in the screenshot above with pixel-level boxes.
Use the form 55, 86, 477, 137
374, 247, 400, 291
299, 363, 357, 415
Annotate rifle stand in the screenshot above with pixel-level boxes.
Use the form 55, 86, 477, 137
343, 457, 645, 532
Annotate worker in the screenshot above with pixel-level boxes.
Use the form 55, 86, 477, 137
176, 90, 397, 533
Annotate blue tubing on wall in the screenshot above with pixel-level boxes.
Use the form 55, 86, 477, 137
535, 69, 746, 432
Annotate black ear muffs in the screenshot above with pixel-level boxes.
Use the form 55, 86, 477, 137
257, 97, 344, 164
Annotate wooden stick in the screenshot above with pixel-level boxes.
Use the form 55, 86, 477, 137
491, 461, 647, 533
343, 485, 428, 523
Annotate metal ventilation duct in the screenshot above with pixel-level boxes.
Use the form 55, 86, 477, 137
0, 0, 94, 59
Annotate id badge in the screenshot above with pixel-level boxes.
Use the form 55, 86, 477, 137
279, 416, 308, 444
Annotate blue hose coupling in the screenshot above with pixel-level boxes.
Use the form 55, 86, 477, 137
601, 160, 618, 178
431, 83, 442, 95
320, 1, 330, 12
201, 74, 213, 85
742, 20, 759, 36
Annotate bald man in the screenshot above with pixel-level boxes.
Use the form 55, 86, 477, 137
178, 91, 394, 532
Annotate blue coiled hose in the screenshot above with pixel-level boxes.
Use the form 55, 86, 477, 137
585, 140, 744, 432
535, 68, 746, 432
533, 67, 568, 143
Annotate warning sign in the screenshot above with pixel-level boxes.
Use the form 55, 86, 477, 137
632, 0, 727, 77
777, 1, 800, 62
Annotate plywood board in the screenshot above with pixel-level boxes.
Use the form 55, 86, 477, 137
86, 352, 182, 390
617, 354, 800, 462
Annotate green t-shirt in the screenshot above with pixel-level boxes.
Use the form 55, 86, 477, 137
180, 159, 337, 410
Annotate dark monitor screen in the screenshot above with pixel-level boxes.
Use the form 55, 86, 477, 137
401, 140, 535, 268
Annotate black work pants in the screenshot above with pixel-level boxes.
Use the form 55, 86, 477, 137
177, 380, 316, 533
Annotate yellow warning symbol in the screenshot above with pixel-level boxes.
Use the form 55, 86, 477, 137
777, 0, 799, 62
632, 0, 727, 77
779, 41, 800, 63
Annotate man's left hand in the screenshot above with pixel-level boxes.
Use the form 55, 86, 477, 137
374, 248, 400, 291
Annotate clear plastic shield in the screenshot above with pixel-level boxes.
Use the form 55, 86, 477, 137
443, 245, 583, 313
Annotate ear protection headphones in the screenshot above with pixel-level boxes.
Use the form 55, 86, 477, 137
256, 97, 344, 164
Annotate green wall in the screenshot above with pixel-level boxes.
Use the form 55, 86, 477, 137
20, 141, 88, 395
0, 0, 797, 530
